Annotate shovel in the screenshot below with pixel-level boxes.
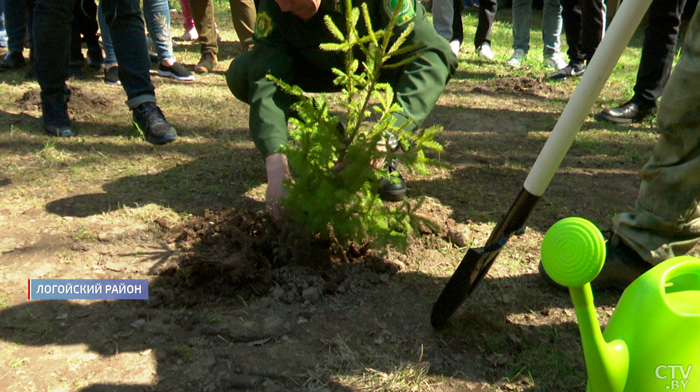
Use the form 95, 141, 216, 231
430, 0, 655, 328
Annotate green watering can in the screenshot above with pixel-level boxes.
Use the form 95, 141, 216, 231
541, 217, 700, 392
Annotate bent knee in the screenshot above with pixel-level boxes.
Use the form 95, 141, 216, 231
226, 54, 253, 104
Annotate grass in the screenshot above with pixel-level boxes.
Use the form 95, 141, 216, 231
308, 335, 437, 391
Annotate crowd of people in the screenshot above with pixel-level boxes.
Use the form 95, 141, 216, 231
1, 0, 700, 290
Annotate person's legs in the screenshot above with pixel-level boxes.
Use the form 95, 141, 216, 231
189, 0, 216, 54
97, 1, 117, 67
632, 0, 686, 107
511, 0, 532, 53
0, 0, 27, 69
100, 0, 154, 104
580, 0, 605, 63
143, 0, 194, 80
70, 0, 85, 65
228, 0, 255, 51
559, 0, 584, 64
75, 0, 100, 47
189, 0, 217, 72
34, 0, 73, 101
546, 0, 587, 78
24, 0, 34, 51
102, 0, 177, 143
613, 6, 700, 265
451, 0, 463, 43
474, 0, 497, 49
4, 0, 26, 54
541, 0, 562, 56
432, 0, 454, 41
33, 0, 75, 136
142, 0, 174, 64
179, 0, 194, 31
75, 0, 103, 68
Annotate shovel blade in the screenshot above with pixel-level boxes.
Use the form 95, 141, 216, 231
431, 188, 540, 328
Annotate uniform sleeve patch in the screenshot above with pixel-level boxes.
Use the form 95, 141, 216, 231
255, 11, 274, 38
383, 0, 415, 26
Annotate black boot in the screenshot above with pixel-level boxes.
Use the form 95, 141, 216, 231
379, 157, 407, 202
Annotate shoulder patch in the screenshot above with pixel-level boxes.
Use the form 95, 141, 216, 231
255, 11, 274, 38
383, 0, 415, 26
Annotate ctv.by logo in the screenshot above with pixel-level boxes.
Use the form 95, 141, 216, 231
656, 365, 692, 390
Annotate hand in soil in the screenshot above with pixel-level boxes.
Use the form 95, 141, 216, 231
265, 153, 291, 223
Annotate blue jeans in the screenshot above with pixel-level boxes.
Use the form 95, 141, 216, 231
99, 0, 174, 66
34, 0, 155, 108
512, 0, 563, 56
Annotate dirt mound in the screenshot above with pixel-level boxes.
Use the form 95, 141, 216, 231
161, 208, 380, 300
156, 206, 467, 307
16, 86, 114, 115
472, 76, 563, 98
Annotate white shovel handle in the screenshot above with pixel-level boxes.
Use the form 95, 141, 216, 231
523, 0, 654, 196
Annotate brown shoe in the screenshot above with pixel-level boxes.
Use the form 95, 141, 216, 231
194, 52, 217, 73
591, 234, 651, 291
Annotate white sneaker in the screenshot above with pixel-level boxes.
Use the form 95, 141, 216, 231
505, 49, 526, 68
478, 43, 494, 60
450, 40, 461, 56
544, 53, 568, 70
178, 28, 198, 41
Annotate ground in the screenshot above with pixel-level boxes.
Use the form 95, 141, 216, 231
0, 6, 686, 392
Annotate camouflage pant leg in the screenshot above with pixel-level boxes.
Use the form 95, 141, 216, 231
613, 5, 700, 264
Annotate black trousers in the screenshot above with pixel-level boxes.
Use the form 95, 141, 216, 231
451, 0, 463, 43
474, 0, 498, 48
70, 0, 99, 62
633, 0, 687, 107
560, 0, 605, 64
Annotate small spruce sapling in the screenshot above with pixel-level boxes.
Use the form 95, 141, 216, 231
272, 0, 445, 250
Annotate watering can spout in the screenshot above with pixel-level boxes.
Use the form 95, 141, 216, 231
571, 284, 629, 392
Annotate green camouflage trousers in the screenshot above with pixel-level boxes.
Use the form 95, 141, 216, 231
614, 6, 700, 264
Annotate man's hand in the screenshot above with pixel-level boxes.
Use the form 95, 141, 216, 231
265, 153, 291, 223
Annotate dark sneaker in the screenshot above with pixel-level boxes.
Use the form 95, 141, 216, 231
538, 232, 651, 292
0, 51, 26, 71
87, 44, 104, 70
547, 62, 586, 80
157, 62, 195, 81
378, 158, 407, 202
595, 100, 657, 124
132, 102, 178, 145
194, 52, 217, 73
41, 99, 74, 137
104, 65, 121, 85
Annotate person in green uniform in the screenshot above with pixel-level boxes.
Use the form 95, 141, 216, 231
225, 0, 458, 220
